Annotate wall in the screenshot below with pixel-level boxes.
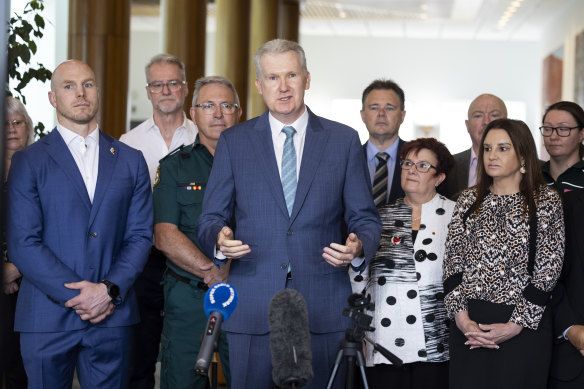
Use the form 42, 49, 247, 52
300, 35, 540, 154
540, 0, 584, 102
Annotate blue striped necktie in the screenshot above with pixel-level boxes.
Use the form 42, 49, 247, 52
281, 126, 297, 216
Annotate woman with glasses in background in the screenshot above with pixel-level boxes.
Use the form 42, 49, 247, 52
540, 101, 584, 194
2, 96, 34, 388
350, 137, 455, 389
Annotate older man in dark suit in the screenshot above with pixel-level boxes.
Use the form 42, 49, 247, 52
442, 93, 507, 199
196, 39, 381, 388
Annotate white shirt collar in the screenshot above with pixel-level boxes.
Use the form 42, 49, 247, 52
56, 123, 100, 146
268, 106, 309, 136
147, 113, 190, 134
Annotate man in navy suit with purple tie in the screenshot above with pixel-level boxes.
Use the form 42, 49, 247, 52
196, 39, 381, 388
7, 60, 152, 388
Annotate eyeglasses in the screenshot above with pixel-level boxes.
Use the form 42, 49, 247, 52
539, 126, 580, 137
366, 105, 399, 113
146, 80, 185, 94
194, 103, 239, 115
5, 120, 25, 129
400, 159, 437, 173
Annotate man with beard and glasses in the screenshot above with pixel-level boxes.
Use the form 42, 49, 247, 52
120, 53, 197, 389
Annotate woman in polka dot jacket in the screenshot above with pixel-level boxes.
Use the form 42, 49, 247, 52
443, 119, 564, 389
350, 137, 455, 389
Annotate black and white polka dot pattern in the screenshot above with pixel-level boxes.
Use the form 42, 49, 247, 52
350, 194, 455, 366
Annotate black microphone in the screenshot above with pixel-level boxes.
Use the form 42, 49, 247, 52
195, 282, 238, 376
269, 289, 313, 388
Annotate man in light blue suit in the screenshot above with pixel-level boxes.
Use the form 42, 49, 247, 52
6, 60, 153, 388
196, 39, 381, 388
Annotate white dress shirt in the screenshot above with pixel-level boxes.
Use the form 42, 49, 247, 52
120, 114, 198, 188
269, 107, 308, 180
56, 124, 100, 203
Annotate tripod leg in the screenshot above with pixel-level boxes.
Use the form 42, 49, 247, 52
326, 348, 346, 389
355, 350, 369, 389
345, 355, 355, 389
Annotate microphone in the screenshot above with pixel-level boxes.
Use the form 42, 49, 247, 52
269, 289, 313, 388
195, 282, 238, 375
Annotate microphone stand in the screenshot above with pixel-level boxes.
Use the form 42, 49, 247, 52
326, 293, 403, 389
210, 353, 218, 389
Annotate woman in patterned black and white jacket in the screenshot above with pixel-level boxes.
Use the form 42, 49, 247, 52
443, 118, 564, 389
350, 137, 455, 389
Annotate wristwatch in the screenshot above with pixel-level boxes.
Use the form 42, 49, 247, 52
101, 280, 121, 305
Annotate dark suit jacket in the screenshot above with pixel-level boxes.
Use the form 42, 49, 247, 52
7, 129, 153, 332
362, 138, 405, 205
550, 189, 584, 382
196, 108, 382, 334
441, 148, 471, 200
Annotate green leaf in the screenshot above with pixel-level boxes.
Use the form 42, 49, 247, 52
34, 14, 45, 29
7, 0, 50, 110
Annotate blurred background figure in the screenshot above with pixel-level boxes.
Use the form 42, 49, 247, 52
350, 137, 455, 389
540, 101, 584, 194
443, 119, 564, 389
549, 188, 584, 388
1, 96, 34, 389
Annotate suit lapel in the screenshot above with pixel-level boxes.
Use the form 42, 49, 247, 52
291, 110, 328, 222
388, 138, 405, 203
44, 129, 92, 210
88, 132, 117, 226
458, 149, 471, 189
250, 112, 290, 218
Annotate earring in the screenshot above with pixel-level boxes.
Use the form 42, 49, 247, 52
520, 163, 526, 174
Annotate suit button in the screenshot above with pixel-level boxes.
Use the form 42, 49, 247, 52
287, 230, 293, 235
91, 232, 98, 238
280, 263, 287, 270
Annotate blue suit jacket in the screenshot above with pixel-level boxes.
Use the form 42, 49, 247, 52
7, 129, 153, 332
196, 109, 381, 334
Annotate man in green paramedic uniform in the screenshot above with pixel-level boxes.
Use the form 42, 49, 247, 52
153, 76, 242, 389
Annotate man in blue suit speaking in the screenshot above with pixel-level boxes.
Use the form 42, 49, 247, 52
196, 39, 382, 388
6, 60, 153, 388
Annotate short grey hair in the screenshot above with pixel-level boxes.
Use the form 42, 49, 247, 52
145, 53, 186, 82
253, 39, 308, 79
6, 96, 35, 145
192, 76, 240, 108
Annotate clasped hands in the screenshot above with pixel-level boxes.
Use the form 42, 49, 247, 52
216, 226, 363, 267
64, 281, 115, 324
455, 310, 523, 350
2, 262, 22, 295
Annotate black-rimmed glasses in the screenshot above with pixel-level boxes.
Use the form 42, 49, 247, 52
539, 126, 580, 137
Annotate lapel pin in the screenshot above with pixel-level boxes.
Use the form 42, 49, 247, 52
392, 236, 401, 245
110, 147, 115, 155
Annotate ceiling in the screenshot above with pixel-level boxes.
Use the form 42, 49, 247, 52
131, 0, 578, 41
299, 0, 577, 41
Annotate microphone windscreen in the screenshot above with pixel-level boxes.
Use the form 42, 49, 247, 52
269, 288, 313, 388
203, 282, 238, 320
